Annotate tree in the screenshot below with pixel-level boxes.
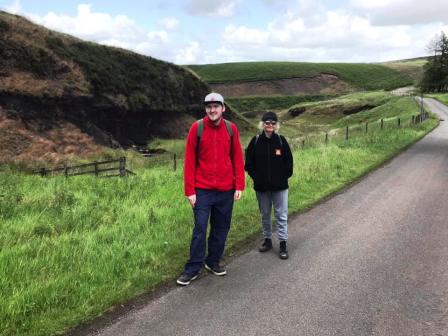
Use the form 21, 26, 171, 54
420, 32, 448, 92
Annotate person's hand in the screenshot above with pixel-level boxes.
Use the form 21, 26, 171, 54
187, 194, 196, 207
234, 190, 242, 200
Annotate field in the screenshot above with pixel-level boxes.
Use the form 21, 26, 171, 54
188, 62, 414, 90
0, 99, 438, 335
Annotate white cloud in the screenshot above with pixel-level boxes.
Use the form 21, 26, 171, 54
30, 4, 145, 42
219, 8, 432, 63
350, 0, 448, 25
158, 17, 179, 30
186, 0, 241, 17
5, 1, 448, 65
25, 4, 180, 61
175, 41, 202, 64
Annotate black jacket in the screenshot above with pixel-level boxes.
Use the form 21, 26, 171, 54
244, 132, 293, 192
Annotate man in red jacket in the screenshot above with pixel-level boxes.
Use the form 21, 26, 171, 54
177, 92, 245, 286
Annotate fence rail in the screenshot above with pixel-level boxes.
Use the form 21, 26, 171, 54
33, 157, 134, 178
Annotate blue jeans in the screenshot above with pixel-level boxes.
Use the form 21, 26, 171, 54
256, 189, 288, 241
184, 188, 234, 276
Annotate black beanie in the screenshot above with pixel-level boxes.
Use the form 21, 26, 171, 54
262, 111, 278, 122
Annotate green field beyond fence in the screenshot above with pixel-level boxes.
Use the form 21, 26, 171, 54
0, 111, 438, 335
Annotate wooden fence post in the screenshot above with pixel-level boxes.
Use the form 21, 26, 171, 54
94, 162, 99, 176
325, 132, 328, 145
381, 119, 384, 130
64, 165, 68, 178
40, 167, 46, 177
345, 125, 349, 140
398, 118, 401, 127
173, 153, 177, 171
365, 122, 368, 133
119, 157, 126, 177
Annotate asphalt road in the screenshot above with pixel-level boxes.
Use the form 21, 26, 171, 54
93, 98, 448, 336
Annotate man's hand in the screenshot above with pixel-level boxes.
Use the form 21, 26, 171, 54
187, 194, 196, 207
234, 190, 242, 200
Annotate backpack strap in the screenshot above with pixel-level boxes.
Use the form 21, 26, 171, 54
224, 119, 234, 137
277, 133, 283, 148
197, 118, 204, 139
196, 119, 203, 163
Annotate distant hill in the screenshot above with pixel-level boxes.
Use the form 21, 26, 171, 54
381, 57, 427, 82
0, 11, 249, 165
187, 61, 416, 97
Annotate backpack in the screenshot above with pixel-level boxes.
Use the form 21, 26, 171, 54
196, 118, 234, 156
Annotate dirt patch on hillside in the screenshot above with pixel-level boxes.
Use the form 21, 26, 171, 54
0, 110, 104, 167
211, 74, 352, 97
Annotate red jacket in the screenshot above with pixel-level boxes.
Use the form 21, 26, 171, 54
184, 116, 245, 196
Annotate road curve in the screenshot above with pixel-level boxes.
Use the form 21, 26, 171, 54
92, 98, 448, 336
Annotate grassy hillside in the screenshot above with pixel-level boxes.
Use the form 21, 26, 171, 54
188, 62, 413, 90
276, 92, 419, 136
382, 58, 427, 82
0, 11, 207, 109
227, 94, 335, 113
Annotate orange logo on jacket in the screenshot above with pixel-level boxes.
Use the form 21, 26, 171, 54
275, 149, 281, 156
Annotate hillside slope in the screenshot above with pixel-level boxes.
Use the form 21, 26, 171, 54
187, 62, 414, 97
0, 11, 248, 164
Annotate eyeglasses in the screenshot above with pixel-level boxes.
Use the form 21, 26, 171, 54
264, 121, 277, 126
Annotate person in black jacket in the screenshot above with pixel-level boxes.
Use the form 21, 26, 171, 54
245, 111, 293, 259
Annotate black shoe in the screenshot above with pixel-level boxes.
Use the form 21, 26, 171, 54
205, 263, 227, 276
176, 272, 198, 286
259, 238, 273, 252
279, 241, 289, 259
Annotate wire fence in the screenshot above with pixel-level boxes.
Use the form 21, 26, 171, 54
139, 152, 178, 170
133, 111, 432, 171
288, 112, 430, 150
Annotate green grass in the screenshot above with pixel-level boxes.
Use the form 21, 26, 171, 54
187, 62, 413, 90
426, 93, 448, 105
382, 59, 426, 81
0, 111, 438, 335
226, 94, 335, 113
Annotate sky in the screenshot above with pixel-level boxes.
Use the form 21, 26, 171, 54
1, 0, 447, 65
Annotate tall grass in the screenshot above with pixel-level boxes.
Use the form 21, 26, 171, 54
0, 114, 438, 336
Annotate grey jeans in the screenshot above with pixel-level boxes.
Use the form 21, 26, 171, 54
256, 189, 288, 241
